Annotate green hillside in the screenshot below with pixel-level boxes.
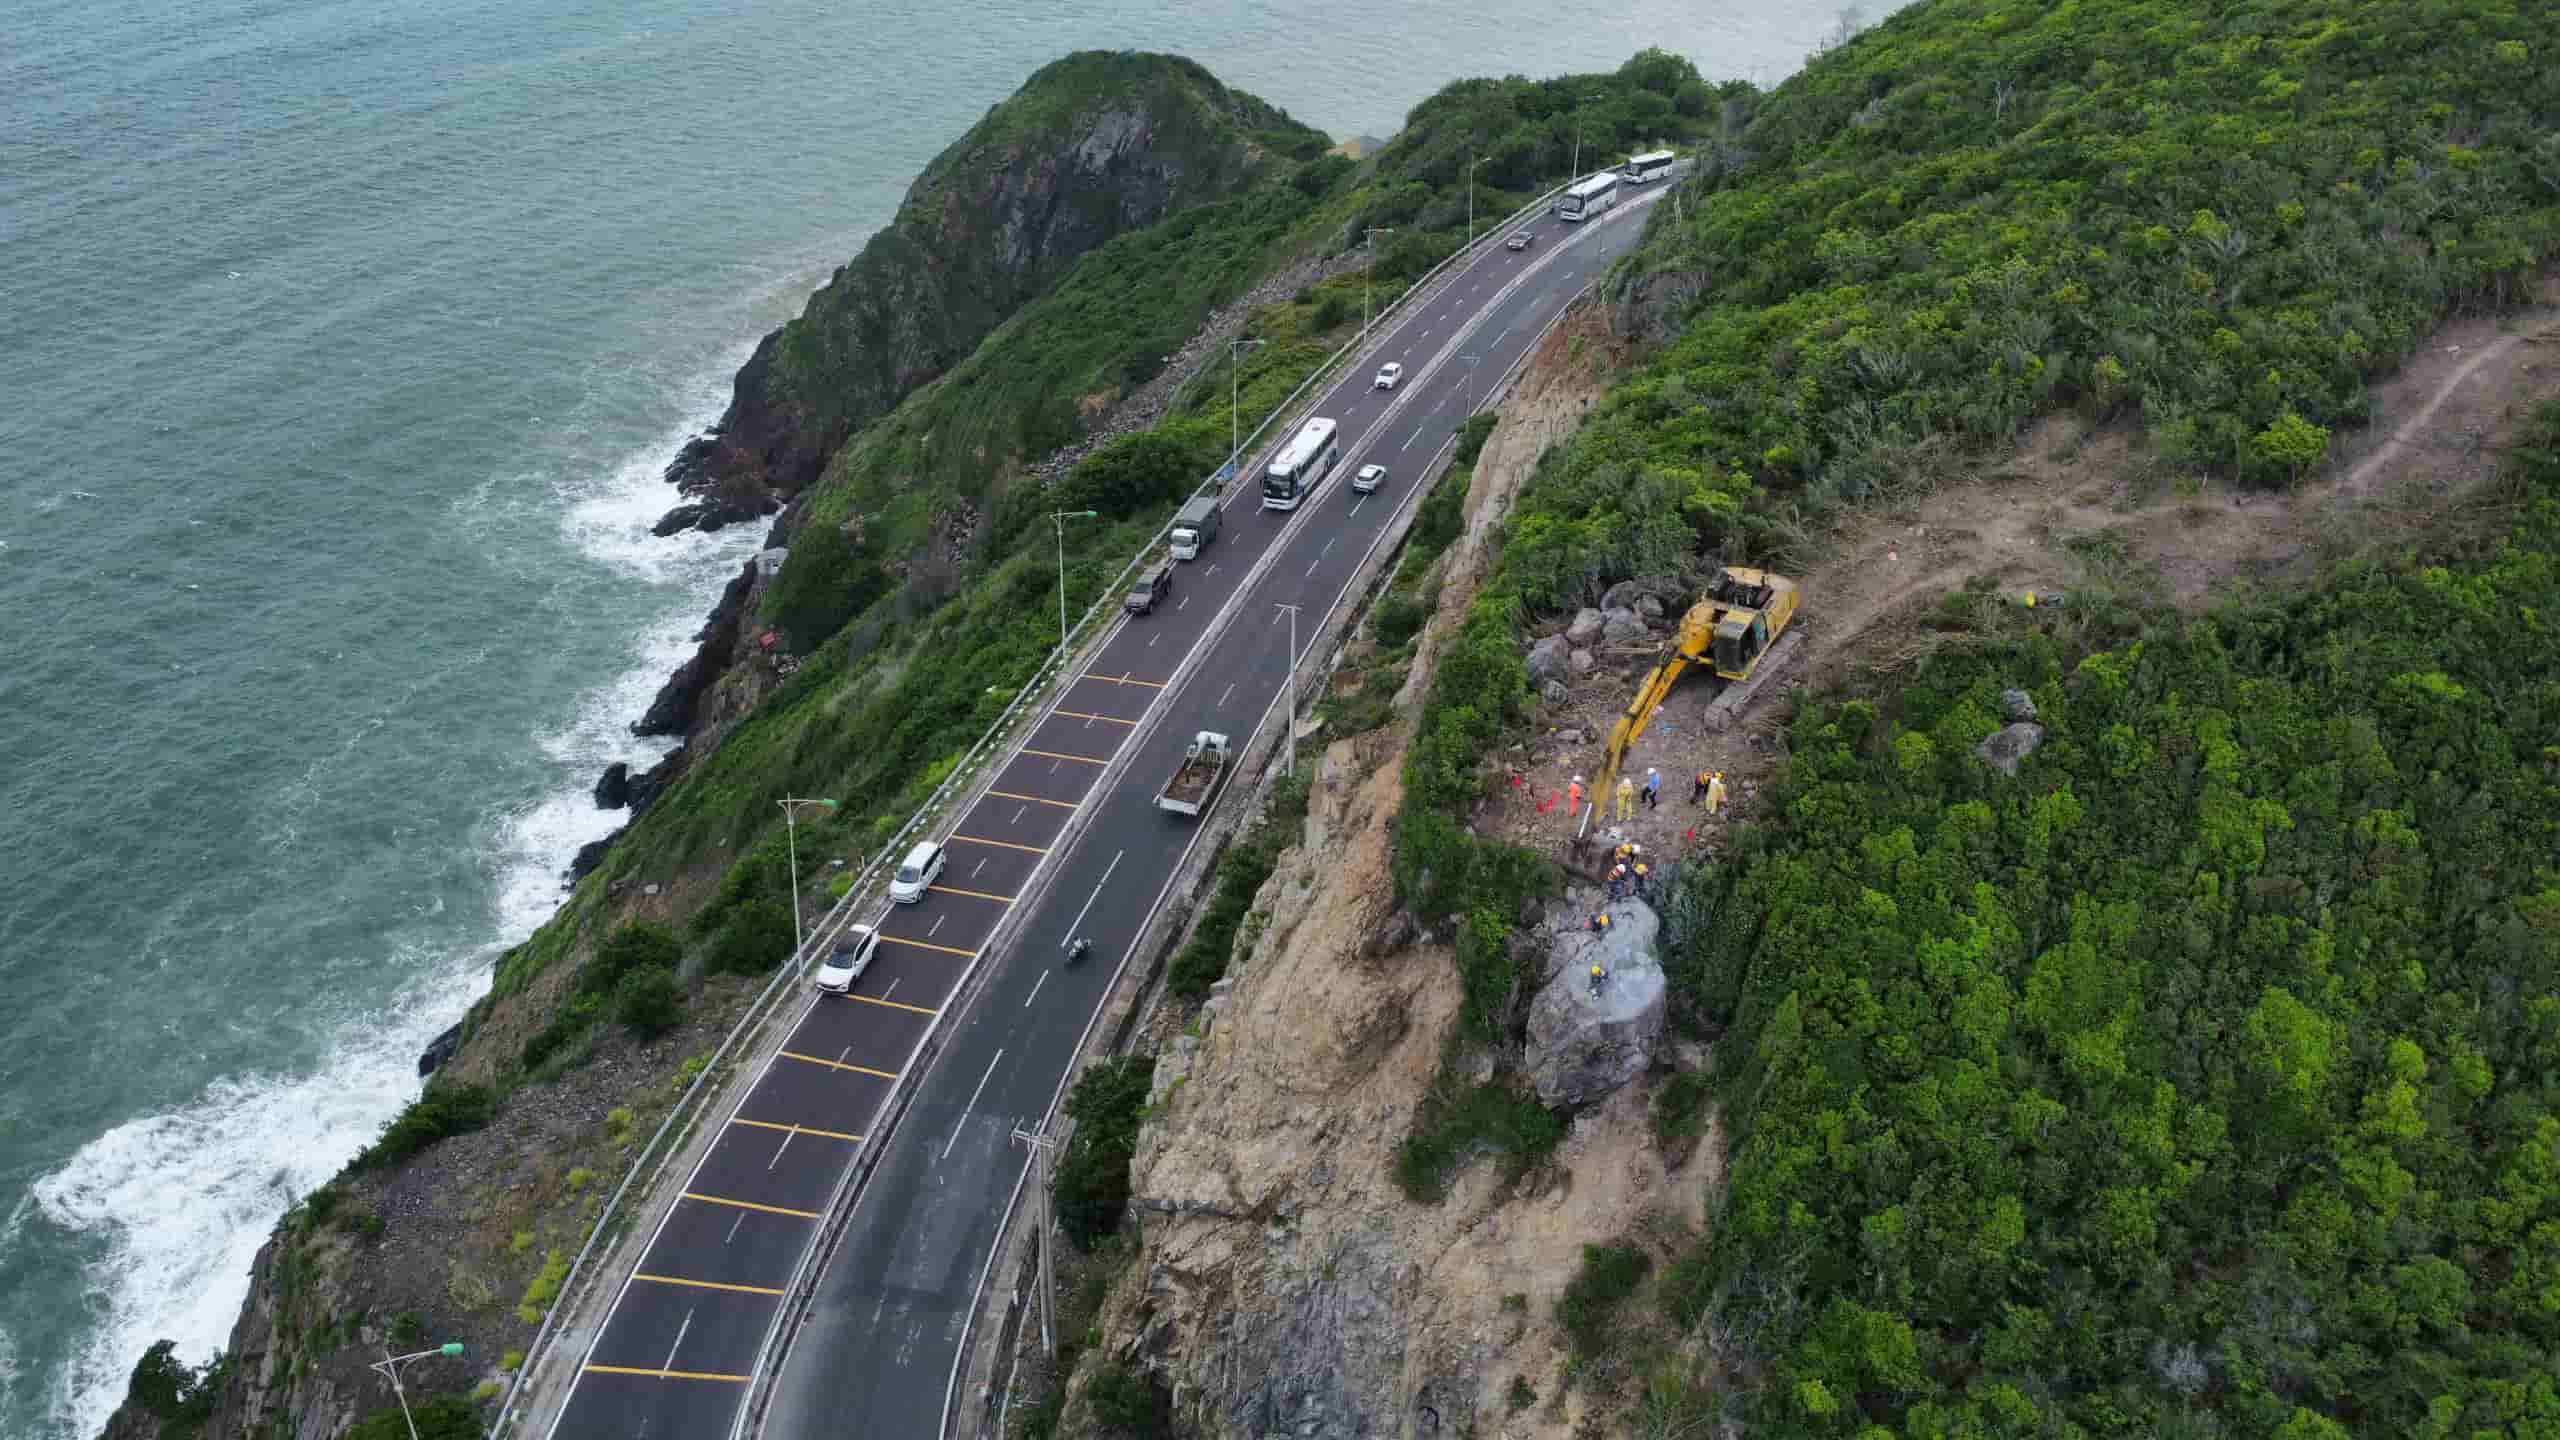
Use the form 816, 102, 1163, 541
1389, 2, 2560, 1434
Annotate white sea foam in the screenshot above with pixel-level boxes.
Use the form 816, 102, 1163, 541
32, 330, 772, 1440
33, 950, 485, 1440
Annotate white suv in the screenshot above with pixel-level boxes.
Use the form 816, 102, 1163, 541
813, 924, 881, 992
1373, 362, 1403, 391
889, 840, 945, 903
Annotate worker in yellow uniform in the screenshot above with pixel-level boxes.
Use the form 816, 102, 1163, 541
1632, 862, 1650, 899
1706, 771, 1727, 815
1614, 775, 1636, 821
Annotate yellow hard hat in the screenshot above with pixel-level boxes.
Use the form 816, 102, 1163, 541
1636, 863, 1648, 875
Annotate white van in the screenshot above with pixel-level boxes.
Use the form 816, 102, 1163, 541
889, 840, 945, 903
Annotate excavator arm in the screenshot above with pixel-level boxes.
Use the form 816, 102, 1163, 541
1594, 653, 1690, 805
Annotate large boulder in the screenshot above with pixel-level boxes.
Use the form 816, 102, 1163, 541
1637, 594, 1667, 623
1569, 648, 1596, 675
593, 761, 632, 810
1525, 634, 1572, 688
1526, 899, 1667, 1107
1565, 608, 1606, 645
1600, 579, 1668, 613
2000, 687, 2039, 723
1600, 607, 1649, 646
1976, 722, 2046, 776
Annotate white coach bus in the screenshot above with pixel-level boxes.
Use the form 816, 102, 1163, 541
1260, 416, 1341, 511
1559, 171, 1620, 221
1620, 149, 1676, 183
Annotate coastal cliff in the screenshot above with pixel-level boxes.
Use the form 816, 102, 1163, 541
655, 50, 1313, 536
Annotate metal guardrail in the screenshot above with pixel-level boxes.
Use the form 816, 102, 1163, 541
486, 170, 1581, 1440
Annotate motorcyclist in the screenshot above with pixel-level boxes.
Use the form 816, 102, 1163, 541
1069, 935, 1093, 964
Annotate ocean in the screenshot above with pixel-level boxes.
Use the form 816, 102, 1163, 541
0, 1, 1862, 1434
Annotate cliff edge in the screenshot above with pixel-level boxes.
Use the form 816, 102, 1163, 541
655, 50, 1312, 535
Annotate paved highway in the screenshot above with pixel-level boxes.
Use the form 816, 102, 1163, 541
539, 185, 1661, 1440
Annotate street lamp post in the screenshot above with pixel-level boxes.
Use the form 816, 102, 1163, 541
1050, 509, 1099, 656
1228, 337, 1266, 493
1467, 155, 1486, 247
1274, 602, 1302, 778
777, 796, 837, 960
369, 1342, 463, 1440
1361, 227, 1395, 340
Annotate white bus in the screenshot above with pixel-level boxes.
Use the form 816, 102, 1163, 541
1559, 171, 1620, 221
1619, 150, 1676, 184
1261, 416, 1340, 510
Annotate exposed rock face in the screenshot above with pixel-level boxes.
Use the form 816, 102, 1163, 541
1525, 899, 1666, 1108
1565, 607, 1605, 645
1524, 634, 1571, 688
632, 558, 756, 738
658, 52, 1309, 533
593, 762, 632, 810
1976, 721, 2047, 775
2001, 687, 2039, 723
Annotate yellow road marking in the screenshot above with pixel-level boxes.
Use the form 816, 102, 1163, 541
929, 883, 1017, 903
1022, 747, 1108, 765
635, 1273, 786, 1297
987, 789, 1077, 809
878, 934, 978, 958
1084, 672, 1166, 688
951, 833, 1048, 854
727, 1117, 862, 1143
1052, 708, 1137, 727
584, 1364, 749, 1383
842, 992, 940, 1017
680, 1193, 820, 1219
780, 1051, 897, 1080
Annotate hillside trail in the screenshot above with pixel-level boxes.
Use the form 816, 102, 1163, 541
1487, 275, 2560, 871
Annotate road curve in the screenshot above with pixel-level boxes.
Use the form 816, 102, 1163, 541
539, 185, 1663, 1440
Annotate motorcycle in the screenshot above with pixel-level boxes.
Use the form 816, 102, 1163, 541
1068, 936, 1093, 965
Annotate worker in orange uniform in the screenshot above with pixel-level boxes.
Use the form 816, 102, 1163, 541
1691, 768, 1711, 803
1566, 774, 1584, 818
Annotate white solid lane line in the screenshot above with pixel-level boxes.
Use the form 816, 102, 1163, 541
943, 1050, 1006, 1160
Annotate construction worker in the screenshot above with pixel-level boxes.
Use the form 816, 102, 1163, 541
1606, 864, 1627, 901
1633, 862, 1651, 899
1691, 768, 1711, 803
1589, 963, 1608, 996
1643, 768, 1662, 809
1706, 771, 1728, 815
1566, 774, 1584, 816
1614, 775, 1636, 821
1588, 910, 1611, 934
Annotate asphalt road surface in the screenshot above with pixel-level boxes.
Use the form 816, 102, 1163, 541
539, 184, 1661, 1440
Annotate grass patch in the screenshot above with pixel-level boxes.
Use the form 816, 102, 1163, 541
1556, 1243, 1652, 1359
350, 1082, 495, 1173
514, 1248, 570, 1326
1392, 1077, 1563, 1204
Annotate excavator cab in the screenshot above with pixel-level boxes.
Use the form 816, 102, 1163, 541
1712, 611, 1769, 677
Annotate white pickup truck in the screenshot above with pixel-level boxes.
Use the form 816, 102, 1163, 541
1156, 731, 1231, 817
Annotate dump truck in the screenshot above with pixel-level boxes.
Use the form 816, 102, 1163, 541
1156, 731, 1231, 817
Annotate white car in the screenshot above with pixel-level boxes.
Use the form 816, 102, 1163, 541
888, 839, 945, 903
1351, 463, 1386, 495
1373, 362, 1403, 391
813, 924, 881, 993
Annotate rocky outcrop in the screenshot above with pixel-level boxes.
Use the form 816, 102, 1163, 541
1525, 899, 1666, 1108
1564, 607, 1605, 645
1599, 606, 1649, 646
657, 52, 1315, 533
593, 762, 631, 811
1524, 634, 1571, 688
1976, 721, 2047, 776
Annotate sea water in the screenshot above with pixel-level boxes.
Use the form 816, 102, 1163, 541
0, 1, 1868, 1434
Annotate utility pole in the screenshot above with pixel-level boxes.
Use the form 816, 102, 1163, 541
1011, 1124, 1060, 1358
776, 797, 838, 960
1275, 602, 1302, 777
1228, 337, 1266, 492
1050, 509, 1098, 656
1362, 227, 1395, 340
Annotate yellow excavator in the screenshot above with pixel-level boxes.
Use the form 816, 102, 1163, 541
1587, 566, 1801, 815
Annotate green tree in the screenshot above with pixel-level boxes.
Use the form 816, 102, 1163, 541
615, 965, 684, 1040
767, 520, 889, 652
708, 898, 795, 976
